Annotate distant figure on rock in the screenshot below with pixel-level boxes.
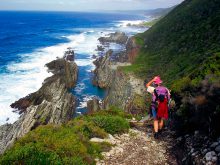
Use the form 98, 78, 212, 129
145, 76, 170, 139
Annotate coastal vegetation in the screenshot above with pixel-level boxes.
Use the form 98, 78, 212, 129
123, 0, 220, 86
122, 0, 220, 136
0, 107, 130, 165
140, 18, 160, 27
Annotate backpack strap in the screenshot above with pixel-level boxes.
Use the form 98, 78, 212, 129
154, 89, 159, 101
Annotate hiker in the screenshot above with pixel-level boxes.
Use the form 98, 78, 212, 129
145, 76, 170, 139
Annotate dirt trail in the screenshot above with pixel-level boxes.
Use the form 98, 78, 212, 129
96, 123, 180, 165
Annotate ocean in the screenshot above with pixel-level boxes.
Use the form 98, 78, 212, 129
0, 11, 149, 125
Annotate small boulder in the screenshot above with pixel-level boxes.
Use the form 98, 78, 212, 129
90, 138, 105, 143
215, 145, 220, 153
210, 142, 219, 148
97, 45, 105, 51
205, 151, 216, 161
64, 49, 75, 61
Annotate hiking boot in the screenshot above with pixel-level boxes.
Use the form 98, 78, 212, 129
154, 132, 159, 139
158, 129, 162, 135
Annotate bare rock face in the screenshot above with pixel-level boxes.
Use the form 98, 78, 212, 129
92, 50, 115, 88
0, 57, 78, 154
93, 33, 145, 114
93, 35, 140, 89
86, 97, 101, 114
103, 71, 146, 115
98, 32, 128, 45
126, 37, 140, 63
96, 45, 105, 51
63, 48, 75, 61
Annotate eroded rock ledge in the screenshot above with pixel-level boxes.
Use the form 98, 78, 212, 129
98, 32, 128, 45
0, 50, 78, 154
92, 32, 146, 114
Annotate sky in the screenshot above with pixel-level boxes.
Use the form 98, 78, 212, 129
0, 0, 184, 11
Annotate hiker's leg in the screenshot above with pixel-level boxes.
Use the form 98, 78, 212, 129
159, 119, 164, 130
154, 119, 159, 132
151, 107, 158, 132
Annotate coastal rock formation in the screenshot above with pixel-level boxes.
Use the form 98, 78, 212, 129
86, 97, 101, 114
93, 33, 140, 87
0, 57, 78, 154
107, 37, 139, 63
92, 50, 115, 88
93, 32, 145, 114
64, 48, 75, 61
97, 45, 105, 51
104, 71, 146, 115
126, 37, 140, 63
98, 32, 128, 45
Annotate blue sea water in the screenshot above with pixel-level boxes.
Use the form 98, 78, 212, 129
0, 11, 148, 124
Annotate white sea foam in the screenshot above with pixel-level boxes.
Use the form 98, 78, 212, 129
117, 20, 144, 28
74, 83, 86, 95
77, 95, 97, 109
0, 30, 101, 125
0, 17, 148, 125
115, 18, 150, 34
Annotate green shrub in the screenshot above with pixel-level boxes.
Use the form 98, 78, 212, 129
0, 124, 101, 165
0, 107, 130, 164
66, 119, 107, 139
88, 115, 129, 135
88, 106, 132, 119
0, 143, 62, 165
172, 76, 191, 93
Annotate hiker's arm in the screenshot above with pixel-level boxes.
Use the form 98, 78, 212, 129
167, 88, 171, 101
145, 77, 157, 87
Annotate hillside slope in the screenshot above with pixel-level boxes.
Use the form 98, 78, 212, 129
122, 0, 220, 138
124, 0, 220, 87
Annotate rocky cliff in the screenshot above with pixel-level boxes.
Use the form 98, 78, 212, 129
92, 32, 146, 114
98, 32, 128, 45
103, 71, 146, 115
0, 53, 78, 154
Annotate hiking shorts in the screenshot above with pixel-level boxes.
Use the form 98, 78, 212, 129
151, 107, 157, 119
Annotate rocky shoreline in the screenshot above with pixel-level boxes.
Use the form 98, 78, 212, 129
0, 49, 78, 154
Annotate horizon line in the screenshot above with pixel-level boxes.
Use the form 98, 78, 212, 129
0, 7, 171, 13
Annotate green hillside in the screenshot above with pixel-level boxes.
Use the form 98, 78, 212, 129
123, 0, 220, 136
124, 0, 220, 89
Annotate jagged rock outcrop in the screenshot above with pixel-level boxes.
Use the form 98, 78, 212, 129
109, 37, 139, 63
93, 32, 144, 113
96, 45, 105, 51
0, 57, 78, 154
98, 32, 128, 45
92, 50, 131, 88
93, 34, 140, 88
103, 71, 146, 115
63, 48, 75, 61
86, 97, 101, 114
126, 37, 140, 63
93, 50, 115, 88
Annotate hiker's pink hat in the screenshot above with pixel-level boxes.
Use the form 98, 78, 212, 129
154, 76, 163, 84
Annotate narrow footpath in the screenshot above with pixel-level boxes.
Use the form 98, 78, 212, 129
96, 121, 180, 165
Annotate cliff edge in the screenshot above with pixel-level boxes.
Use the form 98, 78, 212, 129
0, 51, 78, 154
